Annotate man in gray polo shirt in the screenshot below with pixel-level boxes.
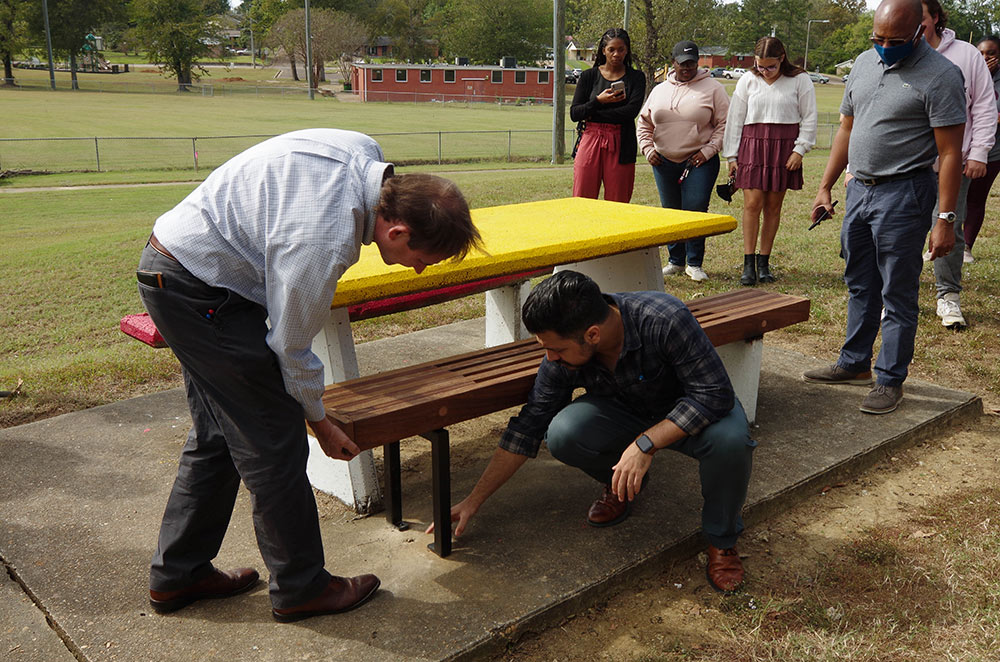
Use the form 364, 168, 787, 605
804, 0, 966, 414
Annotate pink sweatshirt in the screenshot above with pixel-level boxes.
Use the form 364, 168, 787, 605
936, 28, 997, 163
636, 69, 729, 163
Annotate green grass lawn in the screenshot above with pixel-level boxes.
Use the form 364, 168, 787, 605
0, 80, 845, 175
2, 153, 999, 428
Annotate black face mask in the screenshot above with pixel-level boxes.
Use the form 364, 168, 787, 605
716, 174, 737, 203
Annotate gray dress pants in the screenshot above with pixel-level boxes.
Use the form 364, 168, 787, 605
138, 244, 332, 609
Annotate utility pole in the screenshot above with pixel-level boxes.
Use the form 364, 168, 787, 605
305, 0, 314, 99
804, 19, 830, 72
623, 0, 630, 31
552, 0, 565, 164
41, 0, 56, 90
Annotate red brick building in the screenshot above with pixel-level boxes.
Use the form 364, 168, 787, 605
350, 63, 554, 103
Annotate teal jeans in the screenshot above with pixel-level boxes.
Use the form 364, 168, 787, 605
545, 395, 755, 548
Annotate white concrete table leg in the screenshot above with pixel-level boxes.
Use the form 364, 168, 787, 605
484, 280, 532, 347
306, 307, 382, 514
555, 248, 665, 294
714, 338, 763, 425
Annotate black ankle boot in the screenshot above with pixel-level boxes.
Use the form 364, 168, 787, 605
756, 254, 775, 283
740, 254, 756, 286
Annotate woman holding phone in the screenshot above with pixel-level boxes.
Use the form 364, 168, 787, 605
571, 27, 646, 202
722, 36, 817, 285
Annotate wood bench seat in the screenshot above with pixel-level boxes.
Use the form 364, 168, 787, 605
320, 289, 810, 557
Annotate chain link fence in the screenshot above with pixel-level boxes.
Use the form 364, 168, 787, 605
0, 126, 840, 175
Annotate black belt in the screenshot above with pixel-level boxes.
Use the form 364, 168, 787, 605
854, 168, 931, 186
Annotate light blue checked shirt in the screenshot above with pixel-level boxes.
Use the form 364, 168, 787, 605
152, 129, 393, 421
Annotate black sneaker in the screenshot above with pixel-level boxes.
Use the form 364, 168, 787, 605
860, 384, 903, 414
803, 364, 873, 385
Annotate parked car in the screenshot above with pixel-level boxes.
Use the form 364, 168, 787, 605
709, 67, 727, 78
841, 73, 849, 83
233, 48, 251, 56
808, 72, 830, 84
725, 68, 747, 79
565, 69, 578, 84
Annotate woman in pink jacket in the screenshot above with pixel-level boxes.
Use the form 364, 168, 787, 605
637, 41, 729, 282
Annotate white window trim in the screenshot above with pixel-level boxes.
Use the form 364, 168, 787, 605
395, 69, 407, 83
371, 69, 383, 82
538, 71, 550, 84
420, 69, 432, 83
515, 71, 526, 84
444, 70, 456, 83
491, 70, 503, 84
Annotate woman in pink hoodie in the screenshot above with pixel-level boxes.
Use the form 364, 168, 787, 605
637, 40, 729, 282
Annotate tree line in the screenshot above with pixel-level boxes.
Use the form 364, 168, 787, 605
2, 0, 997, 92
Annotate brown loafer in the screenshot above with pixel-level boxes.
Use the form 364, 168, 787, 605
272, 574, 381, 623
587, 484, 631, 527
150, 566, 260, 613
706, 545, 744, 593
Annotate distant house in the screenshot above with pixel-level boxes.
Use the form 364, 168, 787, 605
350, 62, 554, 103
834, 58, 854, 76
697, 47, 755, 69
566, 39, 596, 62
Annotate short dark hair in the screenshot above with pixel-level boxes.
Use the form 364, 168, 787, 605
752, 36, 805, 79
922, 0, 947, 35
375, 173, 483, 261
521, 271, 611, 340
979, 34, 1000, 49
594, 28, 634, 70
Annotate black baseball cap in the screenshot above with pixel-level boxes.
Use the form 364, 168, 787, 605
671, 41, 699, 64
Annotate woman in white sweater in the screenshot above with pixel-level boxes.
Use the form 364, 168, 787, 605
723, 36, 817, 285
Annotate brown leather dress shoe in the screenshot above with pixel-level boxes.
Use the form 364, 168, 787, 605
706, 545, 744, 592
149, 566, 260, 613
272, 574, 381, 623
586, 484, 631, 527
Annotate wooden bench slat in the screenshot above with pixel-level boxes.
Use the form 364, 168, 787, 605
322, 290, 810, 450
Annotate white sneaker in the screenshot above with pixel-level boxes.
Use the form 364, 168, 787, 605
963, 249, 974, 264
936, 293, 967, 329
662, 263, 684, 276
685, 265, 709, 282
923, 250, 933, 262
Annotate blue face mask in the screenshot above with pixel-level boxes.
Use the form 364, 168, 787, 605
873, 26, 922, 66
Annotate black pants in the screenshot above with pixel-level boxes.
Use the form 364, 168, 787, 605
138, 244, 331, 608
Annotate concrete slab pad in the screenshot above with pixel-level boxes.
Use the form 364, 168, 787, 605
0, 320, 980, 662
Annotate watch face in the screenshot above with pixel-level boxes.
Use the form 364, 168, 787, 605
636, 435, 654, 454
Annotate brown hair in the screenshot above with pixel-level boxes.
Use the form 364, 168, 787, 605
922, 0, 947, 36
751, 36, 805, 79
375, 173, 483, 261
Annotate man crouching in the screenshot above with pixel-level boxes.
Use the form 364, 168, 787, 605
429, 270, 756, 592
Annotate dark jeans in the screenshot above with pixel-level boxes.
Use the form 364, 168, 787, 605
652, 154, 720, 268
138, 244, 331, 609
543, 394, 754, 549
838, 172, 935, 387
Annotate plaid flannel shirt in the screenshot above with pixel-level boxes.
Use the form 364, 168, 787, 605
499, 291, 734, 457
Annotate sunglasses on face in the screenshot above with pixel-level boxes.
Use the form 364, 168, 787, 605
870, 25, 921, 48
756, 61, 780, 73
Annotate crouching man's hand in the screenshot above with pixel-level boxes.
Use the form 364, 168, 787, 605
425, 498, 478, 537
611, 442, 653, 503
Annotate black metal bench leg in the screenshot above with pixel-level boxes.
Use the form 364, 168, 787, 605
384, 442, 407, 531
422, 428, 451, 557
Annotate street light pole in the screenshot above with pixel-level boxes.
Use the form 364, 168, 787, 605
804, 19, 830, 72
41, 0, 56, 90
304, 0, 315, 99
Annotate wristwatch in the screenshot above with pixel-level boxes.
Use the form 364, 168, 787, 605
938, 211, 957, 223
635, 434, 656, 455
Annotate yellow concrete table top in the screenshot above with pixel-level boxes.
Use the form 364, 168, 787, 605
333, 197, 736, 308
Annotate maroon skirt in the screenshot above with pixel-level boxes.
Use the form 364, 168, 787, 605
734, 123, 803, 192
